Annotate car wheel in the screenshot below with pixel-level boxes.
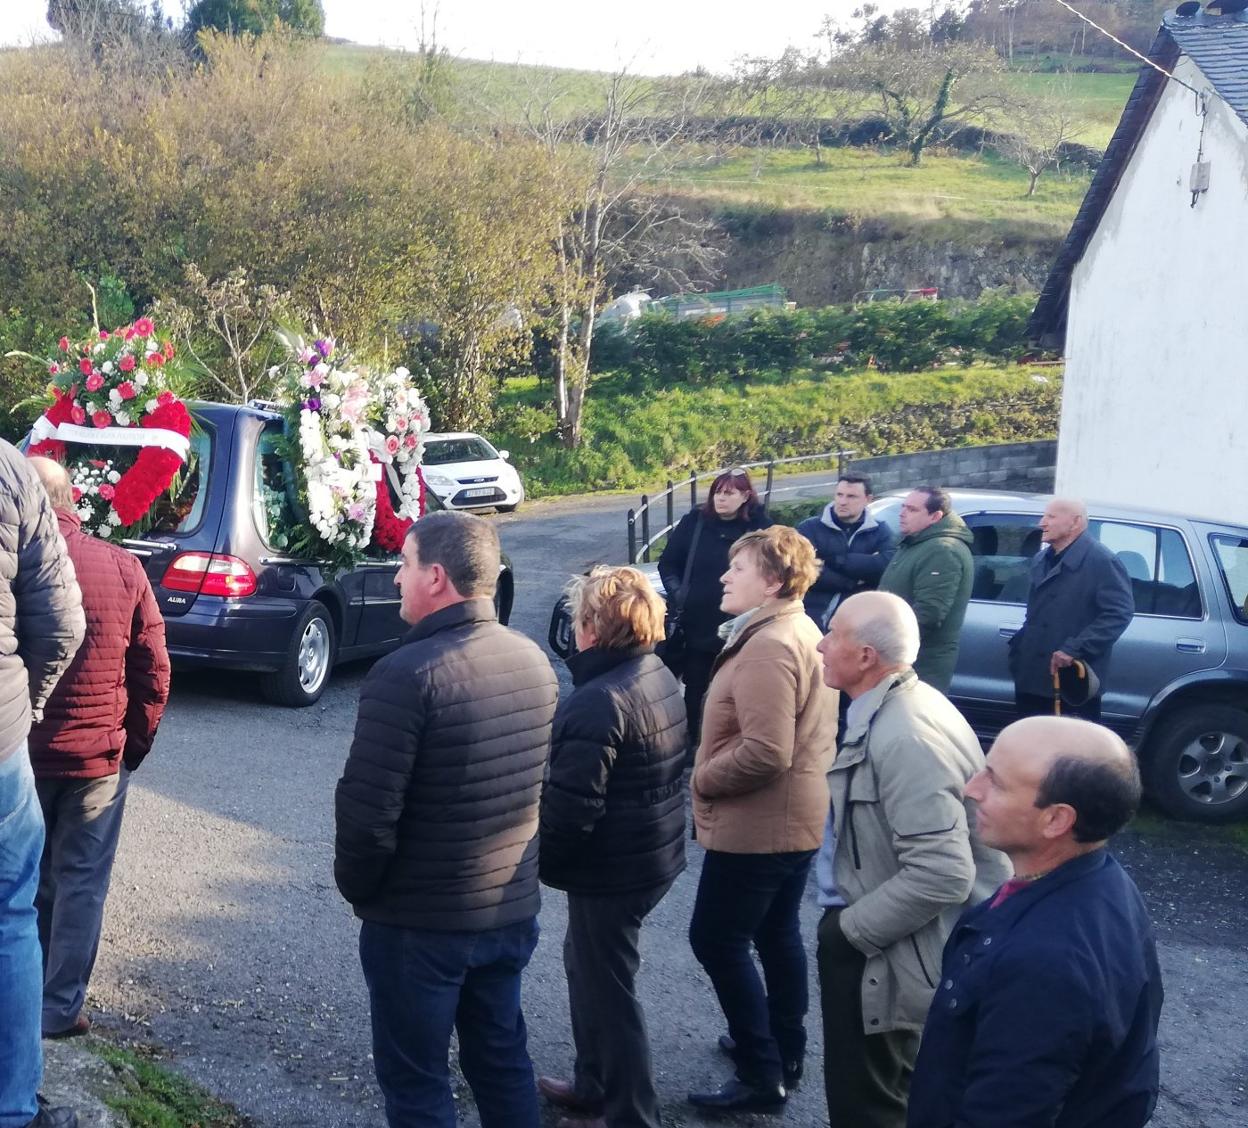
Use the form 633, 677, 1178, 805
1144, 704, 1248, 823
496, 502, 521, 513
260, 602, 336, 707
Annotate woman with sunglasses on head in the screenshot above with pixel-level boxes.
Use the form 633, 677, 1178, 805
657, 468, 771, 750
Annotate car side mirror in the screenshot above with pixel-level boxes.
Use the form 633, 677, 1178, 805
498, 449, 510, 461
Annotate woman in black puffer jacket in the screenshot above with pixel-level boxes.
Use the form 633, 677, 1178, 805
658, 468, 771, 746
538, 566, 688, 1128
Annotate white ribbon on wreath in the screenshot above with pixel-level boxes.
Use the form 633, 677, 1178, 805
365, 428, 422, 521
30, 416, 191, 461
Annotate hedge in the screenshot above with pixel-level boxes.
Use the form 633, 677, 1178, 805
591, 292, 1040, 380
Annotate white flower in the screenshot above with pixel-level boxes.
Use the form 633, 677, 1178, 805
77, 506, 92, 521
108, 470, 120, 483
109, 388, 122, 405
102, 361, 114, 374
92, 342, 105, 356
113, 411, 130, 426
144, 399, 158, 414
107, 511, 122, 525
135, 372, 148, 387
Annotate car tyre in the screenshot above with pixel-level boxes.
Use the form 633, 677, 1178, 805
496, 501, 521, 513
1144, 704, 1248, 823
260, 601, 336, 707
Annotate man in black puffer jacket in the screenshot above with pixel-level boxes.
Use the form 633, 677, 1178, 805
335, 512, 558, 1128
538, 566, 687, 1128
1, 439, 85, 1128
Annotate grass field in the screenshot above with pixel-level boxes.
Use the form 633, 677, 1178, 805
496, 363, 1061, 497
645, 145, 1094, 232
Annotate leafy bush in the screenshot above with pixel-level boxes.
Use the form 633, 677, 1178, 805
591, 293, 1042, 381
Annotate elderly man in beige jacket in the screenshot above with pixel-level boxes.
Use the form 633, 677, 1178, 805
814, 591, 1010, 1128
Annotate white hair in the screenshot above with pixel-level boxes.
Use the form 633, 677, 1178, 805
846, 592, 920, 667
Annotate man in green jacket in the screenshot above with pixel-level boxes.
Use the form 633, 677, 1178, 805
877, 487, 973, 693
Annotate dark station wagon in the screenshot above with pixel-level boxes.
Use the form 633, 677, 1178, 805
98, 401, 514, 706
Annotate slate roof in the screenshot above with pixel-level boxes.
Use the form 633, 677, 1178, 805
1027, 10, 1248, 346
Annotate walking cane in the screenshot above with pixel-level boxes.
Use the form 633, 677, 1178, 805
1053, 659, 1091, 717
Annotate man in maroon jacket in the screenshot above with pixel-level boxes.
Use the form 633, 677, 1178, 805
26, 457, 170, 1039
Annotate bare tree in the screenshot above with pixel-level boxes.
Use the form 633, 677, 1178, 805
513, 68, 723, 449
152, 266, 301, 404
995, 84, 1085, 195
827, 41, 1008, 166
728, 47, 841, 166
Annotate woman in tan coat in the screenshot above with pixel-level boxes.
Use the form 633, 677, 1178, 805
687, 526, 838, 1113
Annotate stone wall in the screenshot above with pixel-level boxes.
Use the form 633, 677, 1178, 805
845, 440, 1056, 494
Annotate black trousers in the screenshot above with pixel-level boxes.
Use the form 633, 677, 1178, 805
681, 649, 719, 746
1015, 688, 1103, 722
564, 881, 674, 1128
817, 909, 919, 1128
689, 849, 815, 1087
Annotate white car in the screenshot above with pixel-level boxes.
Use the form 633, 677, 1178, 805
419, 432, 525, 512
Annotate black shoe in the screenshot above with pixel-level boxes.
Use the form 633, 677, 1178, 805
688, 1078, 787, 1112
716, 1036, 801, 1090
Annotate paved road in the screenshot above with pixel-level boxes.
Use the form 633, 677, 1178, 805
90, 486, 1247, 1128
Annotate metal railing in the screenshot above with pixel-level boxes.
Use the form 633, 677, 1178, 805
626, 449, 855, 564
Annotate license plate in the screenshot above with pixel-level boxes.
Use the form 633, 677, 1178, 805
464, 488, 495, 498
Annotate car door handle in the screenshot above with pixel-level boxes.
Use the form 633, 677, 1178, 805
998, 624, 1022, 638
1176, 638, 1206, 654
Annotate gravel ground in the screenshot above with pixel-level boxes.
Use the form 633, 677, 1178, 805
84, 485, 1248, 1128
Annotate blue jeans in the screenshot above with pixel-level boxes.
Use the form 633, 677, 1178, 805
359, 916, 541, 1128
0, 744, 45, 1127
689, 848, 816, 1087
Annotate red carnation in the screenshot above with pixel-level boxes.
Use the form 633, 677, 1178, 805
48, 364, 59, 376
163, 341, 176, 360
92, 410, 111, 428
72, 487, 82, 503
71, 405, 86, 425
156, 390, 175, 407
99, 330, 110, 341
133, 317, 155, 336
117, 381, 136, 400
119, 354, 136, 373
85, 373, 104, 392
147, 352, 165, 368
79, 358, 94, 376
58, 336, 70, 352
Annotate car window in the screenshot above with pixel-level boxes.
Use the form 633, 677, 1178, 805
148, 421, 212, 534
1210, 535, 1248, 624
254, 422, 298, 551
423, 437, 496, 465
1088, 521, 1201, 619
964, 513, 1041, 604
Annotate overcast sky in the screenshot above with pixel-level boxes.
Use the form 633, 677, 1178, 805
0, 0, 922, 74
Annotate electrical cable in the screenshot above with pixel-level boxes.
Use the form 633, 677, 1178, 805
1050, 0, 1207, 100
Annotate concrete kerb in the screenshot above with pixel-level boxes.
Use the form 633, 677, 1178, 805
40, 1039, 125, 1127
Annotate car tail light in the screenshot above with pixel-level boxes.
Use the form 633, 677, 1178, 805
161, 552, 257, 598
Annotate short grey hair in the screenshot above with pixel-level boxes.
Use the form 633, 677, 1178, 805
846, 592, 920, 667
407, 512, 500, 598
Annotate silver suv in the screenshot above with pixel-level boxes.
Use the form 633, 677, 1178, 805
876, 490, 1248, 824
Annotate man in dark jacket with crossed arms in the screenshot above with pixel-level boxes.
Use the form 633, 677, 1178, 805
335, 512, 558, 1128
0, 440, 84, 1128
27, 456, 170, 1041
796, 474, 896, 629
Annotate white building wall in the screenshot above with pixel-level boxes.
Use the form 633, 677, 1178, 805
1057, 56, 1248, 524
